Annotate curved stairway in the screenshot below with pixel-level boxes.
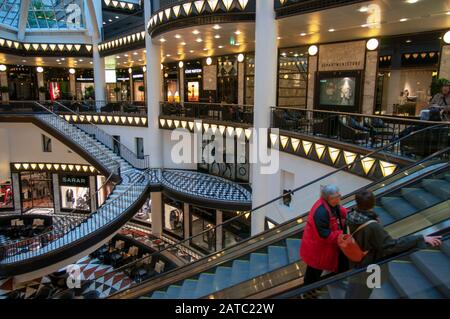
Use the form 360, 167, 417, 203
0, 113, 150, 277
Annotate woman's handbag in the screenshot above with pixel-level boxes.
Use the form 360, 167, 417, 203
338, 220, 377, 263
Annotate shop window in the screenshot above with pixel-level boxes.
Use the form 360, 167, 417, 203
136, 137, 144, 159
190, 206, 216, 253
222, 210, 250, 248
163, 195, 184, 239
244, 54, 255, 105
278, 48, 309, 107
42, 134, 52, 152
0, 179, 13, 210
60, 175, 91, 212
20, 172, 53, 212
134, 195, 152, 224
217, 56, 238, 104
113, 135, 121, 156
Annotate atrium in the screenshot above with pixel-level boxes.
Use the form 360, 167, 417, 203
0, 0, 449, 306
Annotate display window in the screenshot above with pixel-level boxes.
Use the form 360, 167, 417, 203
162, 195, 184, 239
186, 81, 199, 102
96, 175, 113, 207
20, 172, 53, 212
134, 195, 152, 224
60, 175, 91, 212
0, 179, 13, 209
190, 206, 216, 253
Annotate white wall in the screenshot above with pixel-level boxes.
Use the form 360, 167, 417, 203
0, 128, 10, 182
264, 151, 371, 224
0, 123, 89, 171
162, 130, 197, 170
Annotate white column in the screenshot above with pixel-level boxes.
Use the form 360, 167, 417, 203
251, 0, 278, 235
37, 72, 45, 102
439, 45, 450, 80
17, 0, 29, 40
69, 73, 76, 98
362, 50, 379, 115
52, 174, 61, 214
386, 70, 401, 115
12, 173, 21, 214
151, 191, 163, 237
144, 0, 163, 168
129, 69, 134, 102
183, 203, 190, 240
89, 175, 97, 211
238, 62, 245, 105
0, 70, 8, 102
216, 209, 223, 250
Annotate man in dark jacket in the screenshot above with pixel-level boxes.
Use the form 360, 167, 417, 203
345, 190, 442, 299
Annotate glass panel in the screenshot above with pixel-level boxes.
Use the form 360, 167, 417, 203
0, 0, 20, 28
0, 178, 13, 209
278, 47, 309, 107
27, 0, 85, 30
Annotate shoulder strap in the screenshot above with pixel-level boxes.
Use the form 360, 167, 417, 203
351, 220, 377, 236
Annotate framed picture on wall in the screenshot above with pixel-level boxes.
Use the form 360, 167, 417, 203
315, 70, 362, 113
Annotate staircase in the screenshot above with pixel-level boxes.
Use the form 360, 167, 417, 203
0, 113, 149, 276
149, 237, 302, 299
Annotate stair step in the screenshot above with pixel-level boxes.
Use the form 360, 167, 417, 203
230, 260, 250, 286
388, 260, 444, 299
268, 245, 289, 271
410, 250, 450, 297
401, 188, 441, 210
249, 253, 269, 278
441, 240, 450, 258
194, 273, 216, 298
150, 291, 167, 299
285, 238, 301, 263
178, 279, 198, 299
165, 285, 181, 299
421, 179, 450, 200
214, 267, 233, 291
380, 197, 418, 219
373, 206, 395, 226
369, 281, 400, 299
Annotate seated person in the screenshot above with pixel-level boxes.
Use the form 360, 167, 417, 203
429, 83, 450, 113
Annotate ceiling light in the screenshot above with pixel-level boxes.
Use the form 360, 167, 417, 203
444, 30, 450, 44
447, 11, 450, 15
206, 57, 212, 65
166, 54, 171, 57
300, 32, 307, 36
181, 42, 186, 46
203, 48, 208, 51
277, 36, 282, 40
78, 59, 83, 62
399, 18, 408, 22
189, 50, 194, 53
218, 45, 223, 49
124, 54, 129, 57
237, 53, 244, 63
61, 58, 65, 61
36, 66, 44, 73
69, 68, 76, 74
213, 24, 221, 30
178, 61, 184, 68
366, 38, 379, 51
0, 65, 6, 72
308, 45, 318, 56
160, 38, 166, 42
214, 35, 221, 39
234, 30, 241, 35
22, 60, 26, 63
175, 34, 181, 39
196, 38, 203, 42
328, 28, 335, 32
133, 52, 138, 55
116, 56, 120, 58
192, 30, 200, 35
405, 0, 419, 3
115, 16, 119, 19
358, 6, 368, 12
406, 39, 412, 43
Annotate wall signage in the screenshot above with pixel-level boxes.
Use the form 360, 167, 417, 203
60, 175, 89, 187
319, 41, 366, 71
185, 68, 202, 75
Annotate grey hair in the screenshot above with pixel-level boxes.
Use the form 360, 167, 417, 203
321, 184, 340, 198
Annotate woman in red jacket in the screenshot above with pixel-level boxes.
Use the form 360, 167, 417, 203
300, 185, 349, 285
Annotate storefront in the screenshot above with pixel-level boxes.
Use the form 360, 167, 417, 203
59, 174, 91, 212
20, 172, 53, 212
162, 195, 184, 239
163, 63, 179, 103
184, 61, 202, 102
278, 47, 308, 107
6, 66, 38, 100
0, 178, 13, 210
75, 69, 95, 100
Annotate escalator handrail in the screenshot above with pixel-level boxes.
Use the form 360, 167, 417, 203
273, 229, 450, 299
106, 125, 450, 298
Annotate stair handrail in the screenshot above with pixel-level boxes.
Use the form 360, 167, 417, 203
0, 168, 150, 264
33, 101, 121, 177
78, 123, 450, 298
273, 228, 450, 299
52, 101, 150, 169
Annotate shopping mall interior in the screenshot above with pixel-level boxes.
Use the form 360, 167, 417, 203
0, 0, 449, 303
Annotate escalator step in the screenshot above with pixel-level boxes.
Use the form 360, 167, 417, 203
401, 188, 441, 210
441, 240, 450, 258
380, 197, 418, 219
369, 282, 400, 299
421, 179, 450, 200
178, 279, 199, 299
373, 206, 395, 226
194, 273, 216, 298
150, 291, 167, 299
388, 260, 444, 299
410, 250, 450, 298
444, 174, 450, 183
165, 285, 182, 299
249, 253, 269, 278
214, 267, 233, 291
285, 238, 301, 263
230, 260, 250, 286
268, 246, 289, 271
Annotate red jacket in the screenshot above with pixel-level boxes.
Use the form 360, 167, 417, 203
300, 198, 347, 272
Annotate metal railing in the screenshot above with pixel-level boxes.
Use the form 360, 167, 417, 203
271, 107, 450, 160
45, 125, 449, 299
160, 101, 254, 125
52, 101, 150, 170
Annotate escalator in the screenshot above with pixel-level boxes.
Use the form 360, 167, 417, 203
107, 126, 450, 299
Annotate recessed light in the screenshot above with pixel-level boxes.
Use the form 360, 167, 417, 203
446, 11, 450, 15
203, 48, 208, 51
124, 54, 128, 57
406, 39, 412, 43
166, 54, 171, 57
218, 45, 223, 49
115, 16, 119, 19
116, 56, 120, 58
399, 18, 408, 22
175, 34, 181, 39
196, 38, 203, 42
277, 36, 282, 40
22, 59, 26, 62
405, 0, 419, 3
102, 22, 106, 25
361, 24, 368, 28
90, 61, 93, 64
300, 32, 307, 36
192, 30, 200, 35
213, 24, 221, 30
328, 28, 335, 32
358, 6, 368, 12
234, 30, 241, 35
133, 52, 138, 55
160, 38, 166, 42
189, 50, 194, 53
61, 58, 65, 61
181, 42, 186, 46
214, 34, 221, 39
108, 19, 112, 22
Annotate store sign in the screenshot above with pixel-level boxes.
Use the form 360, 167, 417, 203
76, 77, 94, 81
318, 41, 366, 71
185, 68, 202, 75
132, 74, 144, 79
50, 82, 61, 101
61, 175, 89, 187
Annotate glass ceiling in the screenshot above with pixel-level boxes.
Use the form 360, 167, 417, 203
0, 0, 85, 30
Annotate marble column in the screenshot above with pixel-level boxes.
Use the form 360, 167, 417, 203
37, 71, 45, 102
307, 55, 318, 110
0, 70, 8, 102
89, 175, 97, 212
179, 65, 184, 103
69, 73, 76, 99
52, 174, 61, 214
129, 69, 134, 102
439, 45, 450, 80
151, 191, 163, 237
12, 173, 21, 214
251, 0, 278, 235
238, 62, 245, 105
216, 209, 223, 251
362, 50, 379, 115
183, 202, 190, 240
144, 0, 163, 168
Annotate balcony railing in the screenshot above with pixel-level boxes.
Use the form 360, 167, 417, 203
160, 101, 254, 125
271, 107, 450, 160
